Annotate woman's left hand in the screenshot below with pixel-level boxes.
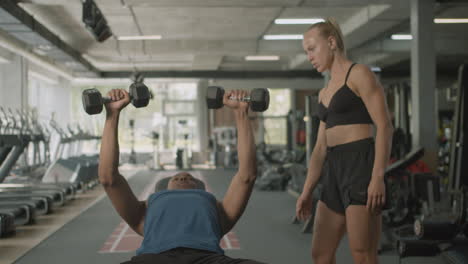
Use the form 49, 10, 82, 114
367, 176, 385, 215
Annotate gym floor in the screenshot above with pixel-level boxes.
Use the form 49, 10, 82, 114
4, 167, 447, 264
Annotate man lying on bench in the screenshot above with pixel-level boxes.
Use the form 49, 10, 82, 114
98, 88, 264, 264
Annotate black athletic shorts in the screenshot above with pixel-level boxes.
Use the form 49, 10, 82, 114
121, 247, 266, 264
319, 137, 387, 215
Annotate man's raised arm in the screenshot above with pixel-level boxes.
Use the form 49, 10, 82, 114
218, 90, 257, 234
98, 89, 146, 235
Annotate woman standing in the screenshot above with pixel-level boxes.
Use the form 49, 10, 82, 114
296, 18, 393, 264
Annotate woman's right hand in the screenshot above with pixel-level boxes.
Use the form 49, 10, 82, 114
105, 89, 131, 114
296, 193, 313, 221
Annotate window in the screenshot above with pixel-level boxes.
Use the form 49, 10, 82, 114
264, 117, 288, 145
262, 89, 291, 145
167, 83, 197, 100
163, 101, 195, 115
264, 89, 291, 116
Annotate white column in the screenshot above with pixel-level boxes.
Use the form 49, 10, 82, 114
410, 0, 438, 171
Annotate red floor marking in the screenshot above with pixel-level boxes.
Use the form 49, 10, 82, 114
99, 171, 241, 253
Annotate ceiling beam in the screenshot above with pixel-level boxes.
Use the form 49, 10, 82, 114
0, 0, 100, 75
0, 27, 75, 79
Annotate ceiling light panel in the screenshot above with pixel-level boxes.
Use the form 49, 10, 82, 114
275, 18, 324, 24
245, 55, 280, 61
434, 18, 468, 23
391, 34, 412, 40
117, 35, 162, 40
263, 35, 303, 40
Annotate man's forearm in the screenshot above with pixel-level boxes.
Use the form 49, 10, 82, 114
98, 112, 121, 185
234, 110, 256, 180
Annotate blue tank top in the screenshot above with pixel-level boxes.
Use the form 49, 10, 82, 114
136, 189, 224, 255
317, 63, 374, 129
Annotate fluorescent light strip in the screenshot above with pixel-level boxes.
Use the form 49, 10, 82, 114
434, 18, 468, 23
245, 56, 280, 61
275, 18, 324, 24
263, 35, 303, 40
118, 35, 162, 40
391, 34, 412, 40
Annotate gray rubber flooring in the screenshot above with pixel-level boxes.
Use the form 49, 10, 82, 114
13, 169, 447, 264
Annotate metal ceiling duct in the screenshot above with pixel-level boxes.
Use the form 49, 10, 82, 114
0, 0, 100, 78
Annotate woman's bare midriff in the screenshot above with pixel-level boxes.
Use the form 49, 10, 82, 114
325, 124, 374, 147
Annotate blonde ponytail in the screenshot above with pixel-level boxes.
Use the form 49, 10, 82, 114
307, 17, 346, 55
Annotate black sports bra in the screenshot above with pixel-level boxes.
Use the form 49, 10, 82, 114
317, 63, 373, 129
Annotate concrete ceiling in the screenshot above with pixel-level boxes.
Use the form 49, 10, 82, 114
0, 0, 467, 77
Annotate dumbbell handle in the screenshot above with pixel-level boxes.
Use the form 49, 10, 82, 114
101, 95, 134, 104
228, 95, 252, 102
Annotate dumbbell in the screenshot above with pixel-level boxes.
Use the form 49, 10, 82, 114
82, 83, 151, 115
206, 86, 269, 112
413, 218, 458, 240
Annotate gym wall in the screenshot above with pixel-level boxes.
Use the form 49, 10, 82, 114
0, 54, 28, 109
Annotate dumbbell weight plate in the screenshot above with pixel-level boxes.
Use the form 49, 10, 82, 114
206, 86, 225, 109
82, 88, 104, 115
129, 82, 151, 108
250, 88, 269, 112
